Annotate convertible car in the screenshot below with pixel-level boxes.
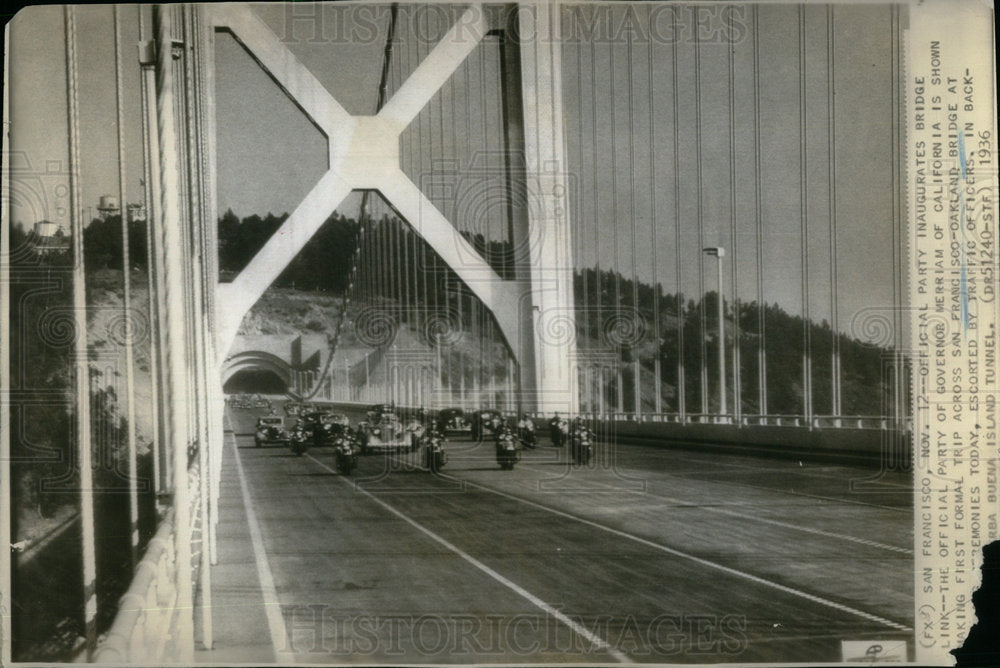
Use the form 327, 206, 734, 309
470, 408, 506, 441
436, 407, 471, 434
357, 407, 409, 453
254, 416, 288, 447
314, 412, 351, 446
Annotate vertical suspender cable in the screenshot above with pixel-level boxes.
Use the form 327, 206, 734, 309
753, 6, 766, 417
172, 5, 197, 449
113, 4, 140, 570
65, 7, 99, 659
627, 26, 641, 417
589, 17, 603, 416
728, 20, 741, 424
647, 7, 661, 415
410, 17, 421, 340
453, 47, 465, 407
827, 6, 841, 418
695, 31, 707, 416
418, 11, 431, 398
138, 4, 163, 499
153, 5, 195, 659
573, 29, 590, 412
672, 7, 684, 420
436, 13, 449, 402
891, 5, 903, 438
478, 32, 490, 406
199, 0, 224, 566
487, 34, 497, 406
380, 4, 400, 358
394, 216, 403, 402
609, 37, 623, 414
413, 15, 427, 398
494, 33, 507, 406
578, 24, 592, 413
183, 5, 213, 648
136, 5, 161, 494
798, 6, 812, 424
144, 10, 171, 492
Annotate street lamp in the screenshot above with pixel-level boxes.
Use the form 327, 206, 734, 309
703, 247, 727, 419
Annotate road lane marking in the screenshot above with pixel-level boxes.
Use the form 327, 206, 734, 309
305, 453, 629, 663
439, 472, 912, 633
512, 462, 911, 555
229, 424, 294, 662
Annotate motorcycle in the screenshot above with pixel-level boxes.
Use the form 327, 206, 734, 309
406, 420, 426, 452
289, 423, 310, 456
570, 426, 594, 465
333, 435, 358, 475
495, 428, 519, 471
549, 418, 569, 447
517, 419, 536, 449
422, 430, 447, 472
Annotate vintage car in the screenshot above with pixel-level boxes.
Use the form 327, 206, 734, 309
366, 403, 395, 419
251, 393, 272, 409
357, 408, 409, 453
254, 416, 288, 447
470, 408, 506, 441
436, 407, 472, 434
313, 412, 351, 446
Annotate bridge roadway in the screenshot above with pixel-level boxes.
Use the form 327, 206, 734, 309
198, 402, 913, 664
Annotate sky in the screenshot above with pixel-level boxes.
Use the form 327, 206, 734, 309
7, 2, 905, 331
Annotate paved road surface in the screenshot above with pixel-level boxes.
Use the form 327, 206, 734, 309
200, 403, 913, 664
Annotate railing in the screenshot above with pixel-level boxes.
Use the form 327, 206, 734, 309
523, 411, 906, 431
257, 396, 906, 433
94, 461, 202, 663
93, 507, 177, 663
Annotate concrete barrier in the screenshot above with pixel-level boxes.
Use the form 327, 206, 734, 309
601, 419, 910, 467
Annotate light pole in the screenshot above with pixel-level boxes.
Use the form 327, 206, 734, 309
703, 247, 727, 419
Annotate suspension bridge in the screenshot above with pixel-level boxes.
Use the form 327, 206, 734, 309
3, 2, 916, 664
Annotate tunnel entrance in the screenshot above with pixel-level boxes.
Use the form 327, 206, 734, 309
223, 368, 288, 395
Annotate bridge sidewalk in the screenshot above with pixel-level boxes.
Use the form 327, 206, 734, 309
193, 430, 279, 663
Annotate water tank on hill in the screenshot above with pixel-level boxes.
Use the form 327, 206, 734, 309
34, 221, 59, 237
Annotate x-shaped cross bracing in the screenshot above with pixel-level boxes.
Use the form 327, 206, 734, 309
210, 4, 521, 361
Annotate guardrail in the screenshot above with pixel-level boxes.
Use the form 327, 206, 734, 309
522, 411, 907, 432
94, 460, 203, 663
93, 507, 177, 663
230, 396, 907, 433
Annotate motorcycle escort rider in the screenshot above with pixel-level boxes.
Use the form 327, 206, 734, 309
494, 422, 519, 470
422, 425, 447, 471
569, 416, 595, 463
405, 412, 426, 452
517, 413, 536, 449
548, 412, 568, 447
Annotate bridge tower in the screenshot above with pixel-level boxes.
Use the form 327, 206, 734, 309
201, 3, 579, 414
